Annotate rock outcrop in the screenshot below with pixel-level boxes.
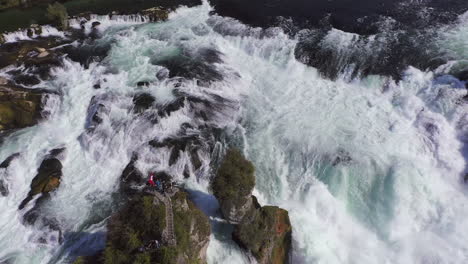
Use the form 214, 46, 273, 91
92, 189, 210, 264
18, 149, 65, 245
212, 148, 292, 264
211, 148, 255, 224
19, 155, 63, 209
0, 82, 47, 132
233, 199, 292, 264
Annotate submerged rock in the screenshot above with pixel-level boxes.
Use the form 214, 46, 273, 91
0, 153, 20, 196
212, 148, 292, 263
133, 93, 155, 113
0, 83, 47, 132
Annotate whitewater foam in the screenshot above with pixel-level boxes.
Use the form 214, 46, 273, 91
0, 2, 467, 264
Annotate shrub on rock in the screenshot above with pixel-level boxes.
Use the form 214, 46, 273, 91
211, 148, 255, 223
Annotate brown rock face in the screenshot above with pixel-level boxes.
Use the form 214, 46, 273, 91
19, 157, 63, 209
233, 198, 292, 264
0, 83, 46, 132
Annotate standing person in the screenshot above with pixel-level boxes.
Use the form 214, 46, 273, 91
147, 173, 155, 187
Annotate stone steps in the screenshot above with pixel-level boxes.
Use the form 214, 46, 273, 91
146, 189, 176, 246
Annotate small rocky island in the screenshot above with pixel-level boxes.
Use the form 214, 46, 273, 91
212, 149, 292, 264
74, 166, 211, 264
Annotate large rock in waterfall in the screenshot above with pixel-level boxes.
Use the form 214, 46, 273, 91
18, 149, 66, 245
233, 199, 292, 264
75, 189, 211, 264
19, 154, 63, 210
211, 148, 292, 264
211, 148, 256, 224
0, 81, 47, 132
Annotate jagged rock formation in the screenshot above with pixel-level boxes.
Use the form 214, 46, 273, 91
233, 198, 292, 264
212, 148, 292, 264
0, 81, 47, 132
19, 155, 63, 209
18, 148, 66, 245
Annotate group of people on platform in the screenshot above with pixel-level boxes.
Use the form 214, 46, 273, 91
146, 173, 173, 193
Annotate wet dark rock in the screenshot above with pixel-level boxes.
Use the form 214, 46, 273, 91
0, 178, 8, 196
22, 193, 64, 244
159, 96, 185, 117
133, 93, 155, 113
0, 153, 20, 169
12, 73, 41, 86
456, 70, 468, 82
137, 81, 150, 87
0, 153, 20, 196
93, 83, 101, 89
0, 83, 47, 132
91, 21, 101, 28
47, 147, 66, 160
120, 155, 145, 196
156, 68, 170, 81
149, 135, 200, 166
85, 95, 109, 131
59, 42, 111, 68
154, 47, 224, 83
331, 149, 352, 166
19, 157, 63, 210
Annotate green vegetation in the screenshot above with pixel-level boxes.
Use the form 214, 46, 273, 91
211, 148, 255, 207
104, 195, 165, 264
46, 2, 68, 30
0, 0, 20, 11
172, 191, 210, 263
72, 256, 85, 264
93, 191, 210, 264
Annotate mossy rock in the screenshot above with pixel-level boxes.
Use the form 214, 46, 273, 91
87, 189, 210, 264
233, 201, 292, 264
211, 148, 255, 223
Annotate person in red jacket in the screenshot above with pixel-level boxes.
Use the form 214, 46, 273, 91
148, 174, 155, 187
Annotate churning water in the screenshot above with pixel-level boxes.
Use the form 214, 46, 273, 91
0, 1, 467, 263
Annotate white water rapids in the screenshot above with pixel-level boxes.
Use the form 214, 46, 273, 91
0, 1, 467, 263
